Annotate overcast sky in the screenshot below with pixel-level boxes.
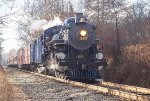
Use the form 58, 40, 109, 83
0, 0, 147, 53
1, 0, 25, 53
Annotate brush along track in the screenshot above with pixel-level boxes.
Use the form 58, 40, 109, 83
16, 68, 150, 101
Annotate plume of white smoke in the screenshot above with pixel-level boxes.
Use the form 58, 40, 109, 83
29, 17, 63, 36
42, 17, 63, 30
30, 19, 48, 32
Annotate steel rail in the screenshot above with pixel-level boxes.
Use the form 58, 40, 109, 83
100, 82, 150, 94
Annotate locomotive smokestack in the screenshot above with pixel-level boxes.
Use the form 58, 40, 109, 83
75, 13, 85, 23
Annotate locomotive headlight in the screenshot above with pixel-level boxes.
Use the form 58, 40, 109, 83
80, 30, 87, 37
96, 53, 103, 60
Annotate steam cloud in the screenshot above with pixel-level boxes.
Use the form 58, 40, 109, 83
30, 17, 63, 35
30, 19, 48, 32
42, 17, 63, 30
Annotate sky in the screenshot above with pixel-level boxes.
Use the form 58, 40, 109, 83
0, 0, 146, 53
1, 0, 25, 53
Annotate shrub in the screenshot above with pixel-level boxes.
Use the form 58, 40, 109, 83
104, 44, 150, 88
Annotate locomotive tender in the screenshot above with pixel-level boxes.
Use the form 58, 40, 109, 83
7, 13, 107, 80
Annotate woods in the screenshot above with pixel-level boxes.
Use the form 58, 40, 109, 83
17, 0, 74, 46
82, 0, 150, 87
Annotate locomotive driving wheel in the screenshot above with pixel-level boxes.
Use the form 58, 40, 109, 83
60, 72, 67, 79
54, 70, 67, 79
35, 67, 41, 73
54, 70, 59, 78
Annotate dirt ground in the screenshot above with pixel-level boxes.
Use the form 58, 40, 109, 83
4, 67, 121, 101
0, 66, 13, 101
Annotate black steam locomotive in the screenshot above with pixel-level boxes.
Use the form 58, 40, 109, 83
8, 13, 107, 80
42, 13, 107, 80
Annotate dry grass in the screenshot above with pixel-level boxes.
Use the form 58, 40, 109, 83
105, 43, 150, 88
122, 44, 150, 67
0, 66, 13, 101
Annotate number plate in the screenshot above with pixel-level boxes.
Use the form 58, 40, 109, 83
80, 36, 88, 40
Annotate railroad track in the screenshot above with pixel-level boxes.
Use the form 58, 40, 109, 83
15, 68, 150, 101
100, 82, 150, 95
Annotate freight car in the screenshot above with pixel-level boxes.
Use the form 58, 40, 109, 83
7, 55, 17, 68
7, 13, 107, 80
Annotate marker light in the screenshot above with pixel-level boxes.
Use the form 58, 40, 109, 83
96, 53, 103, 60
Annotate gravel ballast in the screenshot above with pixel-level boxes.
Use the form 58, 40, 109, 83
5, 68, 122, 101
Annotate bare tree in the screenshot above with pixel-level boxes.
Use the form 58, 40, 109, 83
0, 0, 16, 28
16, 0, 74, 46
122, 1, 150, 44
0, 0, 16, 63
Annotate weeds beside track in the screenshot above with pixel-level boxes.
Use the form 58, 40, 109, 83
0, 66, 13, 101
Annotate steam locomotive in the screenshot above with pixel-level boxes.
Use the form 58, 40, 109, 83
7, 13, 107, 80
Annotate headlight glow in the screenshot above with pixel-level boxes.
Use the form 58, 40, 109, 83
80, 30, 87, 37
